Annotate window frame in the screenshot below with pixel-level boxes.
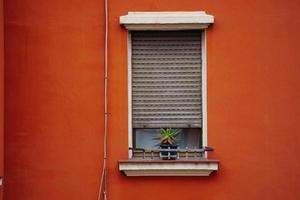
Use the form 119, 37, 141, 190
127, 30, 208, 158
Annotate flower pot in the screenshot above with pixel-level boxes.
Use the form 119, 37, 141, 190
159, 144, 178, 160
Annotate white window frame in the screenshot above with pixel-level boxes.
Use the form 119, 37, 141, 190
120, 12, 214, 158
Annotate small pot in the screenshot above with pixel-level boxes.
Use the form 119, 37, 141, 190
159, 144, 178, 160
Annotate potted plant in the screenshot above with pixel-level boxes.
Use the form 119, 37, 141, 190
155, 128, 180, 160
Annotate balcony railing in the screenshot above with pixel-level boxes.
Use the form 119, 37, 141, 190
129, 147, 214, 160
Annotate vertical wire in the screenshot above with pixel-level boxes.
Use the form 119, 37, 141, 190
98, 0, 108, 198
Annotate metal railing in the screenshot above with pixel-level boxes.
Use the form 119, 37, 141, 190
129, 147, 214, 160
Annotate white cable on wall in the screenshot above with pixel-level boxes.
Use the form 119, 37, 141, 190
98, 0, 108, 198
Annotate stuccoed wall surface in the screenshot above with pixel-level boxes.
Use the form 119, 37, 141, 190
4, 0, 300, 199
0, 0, 4, 198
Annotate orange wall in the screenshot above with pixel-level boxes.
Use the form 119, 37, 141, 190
4, 0, 300, 200
0, 0, 3, 198
4, 0, 104, 199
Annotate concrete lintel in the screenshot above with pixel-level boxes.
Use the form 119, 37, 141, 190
120, 11, 214, 30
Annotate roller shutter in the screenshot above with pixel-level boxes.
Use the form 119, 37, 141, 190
132, 30, 202, 128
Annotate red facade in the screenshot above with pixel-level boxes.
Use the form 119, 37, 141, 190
2, 0, 300, 199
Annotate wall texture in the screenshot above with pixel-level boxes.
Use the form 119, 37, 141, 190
4, 0, 300, 200
4, 0, 104, 199
0, 0, 3, 198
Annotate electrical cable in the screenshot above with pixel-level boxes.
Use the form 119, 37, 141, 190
97, 0, 108, 198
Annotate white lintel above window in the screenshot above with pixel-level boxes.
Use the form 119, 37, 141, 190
120, 11, 214, 30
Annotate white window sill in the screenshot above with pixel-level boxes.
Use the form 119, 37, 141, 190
119, 159, 219, 176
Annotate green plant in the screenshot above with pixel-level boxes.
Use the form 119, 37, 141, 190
155, 128, 180, 145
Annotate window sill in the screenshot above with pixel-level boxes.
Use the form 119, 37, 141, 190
119, 159, 219, 176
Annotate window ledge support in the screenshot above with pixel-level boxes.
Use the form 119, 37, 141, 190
119, 159, 219, 176
120, 11, 214, 30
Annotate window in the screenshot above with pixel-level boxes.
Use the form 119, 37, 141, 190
120, 11, 213, 159
131, 30, 203, 151
119, 11, 219, 176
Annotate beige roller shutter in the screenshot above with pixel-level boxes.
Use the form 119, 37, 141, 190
132, 31, 202, 128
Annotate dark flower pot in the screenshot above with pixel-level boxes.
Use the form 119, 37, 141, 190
159, 144, 178, 160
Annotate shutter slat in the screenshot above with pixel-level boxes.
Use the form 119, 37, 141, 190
133, 41, 200, 46
133, 107, 201, 111
133, 50, 201, 54
133, 94, 201, 99
132, 60, 200, 64
134, 88, 200, 96
133, 116, 202, 120
133, 123, 202, 128
133, 86, 201, 90
133, 103, 201, 107
133, 70, 200, 74
133, 78, 200, 82
133, 65, 200, 69
133, 75, 200, 79
133, 36, 200, 40
134, 112, 201, 115
132, 31, 202, 128
133, 98, 201, 103
133, 83, 201, 87
132, 55, 200, 59
132, 46, 201, 51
